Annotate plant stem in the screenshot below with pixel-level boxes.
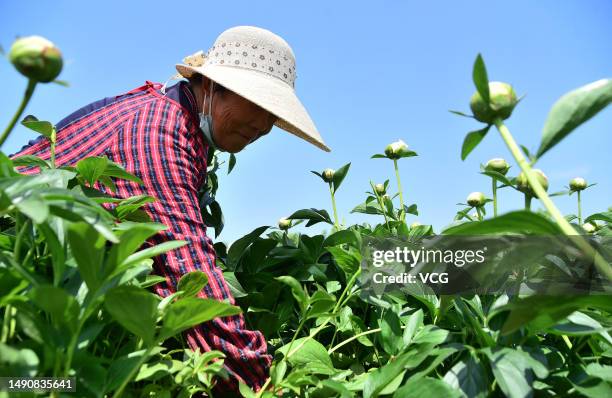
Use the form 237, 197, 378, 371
112, 345, 154, 398
328, 328, 381, 354
492, 178, 498, 217
0, 305, 13, 343
329, 182, 340, 229
494, 118, 612, 280
577, 190, 582, 225
370, 181, 390, 231
524, 195, 532, 211
476, 206, 483, 221
0, 79, 37, 148
393, 159, 405, 221
50, 138, 56, 169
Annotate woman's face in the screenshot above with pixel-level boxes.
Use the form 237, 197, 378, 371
202, 78, 277, 153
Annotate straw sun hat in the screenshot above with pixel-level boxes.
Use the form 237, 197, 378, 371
176, 25, 330, 152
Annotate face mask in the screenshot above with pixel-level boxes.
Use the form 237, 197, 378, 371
199, 79, 225, 152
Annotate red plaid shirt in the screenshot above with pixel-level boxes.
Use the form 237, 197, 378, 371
9, 81, 271, 392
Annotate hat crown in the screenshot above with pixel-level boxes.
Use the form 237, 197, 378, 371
205, 26, 296, 88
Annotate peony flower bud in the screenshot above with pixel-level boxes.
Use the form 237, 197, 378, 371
517, 169, 549, 196
322, 168, 335, 183
278, 217, 292, 230
384, 139, 409, 159
569, 177, 587, 192
374, 183, 386, 195
467, 192, 486, 207
485, 158, 510, 175
470, 82, 518, 124
582, 221, 597, 234
9, 36, 63, 83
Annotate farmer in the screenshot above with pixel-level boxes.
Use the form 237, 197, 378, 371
9, 26, 330, 394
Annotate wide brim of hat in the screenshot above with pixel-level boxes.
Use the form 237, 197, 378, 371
176, 63, 330, 152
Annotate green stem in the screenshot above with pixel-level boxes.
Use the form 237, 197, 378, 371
370, 181, 390, 231
577, 190, 582, 225
112, 345, 154, 398
524, 195, 532, 211
50, 138, 56, 169
0, 305, 12, 343
329, 182, 339, 229
393, 159, 405, 221
494, 118, 612, 280
476, 206, 483, 221
492, 178, 498, 217
328, 327, 381, 354
0, 79, 37, 148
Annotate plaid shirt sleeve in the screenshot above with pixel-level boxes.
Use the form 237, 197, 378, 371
8, 82, 272, 392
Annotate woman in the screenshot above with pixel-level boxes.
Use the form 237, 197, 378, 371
9, 25, 330, 394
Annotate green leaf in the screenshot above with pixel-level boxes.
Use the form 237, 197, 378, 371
351, 198, 384, 215
327, 246, 361, 277
106, 222, 167, 274
21, 115, 55, 139
480, 170, 513, 186
323, 229, 360, 248
114, 195, 156, 220
412, 325, 449, 346
461, 125, 491, 160
520, 145, 536, 163
0, 343, 39, 377
380, 310, 403, 355
159, 297, 241, 341
52, 79, 70, 87
585, 211, 612, 224
228, 153, 236, 174
443, 355, 488, 398
397, 149, 418, 159
371, 153, 387, 159
277, 337, 335, 375
14, 194, 49, 223
222, 271, 248, 298
177, 271, 208, 298
227, 225, 269, 268
449, 110, 474, 118
402, 309, 424, 346
28, 285, 79, 333
483, 348, 547, 398
104, 286, 160, 346
287, 208, 333, 227
120, 240, 187, 269
67, 221, 106, 292
276, 275, 308, 315
537, 79, 612, 158
442, 210, 561, 235
585, 363, 612, 383
11, 155, 52, 169
550, 311, 612, 339
404, 203, 418, 216
36, 223, 65, 286
472, 54, 490, 103
332, 162, 351, 192
500, 295, 612, 335
393, 377, 462, 398
363, 350, 431, 398
76, 157, 109, 186
104, 161, 144, 185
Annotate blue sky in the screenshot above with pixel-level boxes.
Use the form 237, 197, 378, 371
1, 0, 611, 244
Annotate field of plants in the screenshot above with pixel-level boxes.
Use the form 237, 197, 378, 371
1, 36, 611, 398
